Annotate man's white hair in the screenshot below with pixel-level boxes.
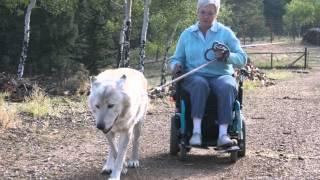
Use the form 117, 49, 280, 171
197, 0, 220, 15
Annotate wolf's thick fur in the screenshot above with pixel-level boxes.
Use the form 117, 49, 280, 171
88, 68, 148, 180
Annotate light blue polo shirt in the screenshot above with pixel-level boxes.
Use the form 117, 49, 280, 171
169, 21, 247, 76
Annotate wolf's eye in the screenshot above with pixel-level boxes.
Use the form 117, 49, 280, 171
108, 104, 114, 108
95, 105, 100, 109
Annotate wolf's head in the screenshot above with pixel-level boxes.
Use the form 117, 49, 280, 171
88, 75, 129, 133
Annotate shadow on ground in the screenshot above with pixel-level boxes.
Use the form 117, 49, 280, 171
67, 151, 238, 180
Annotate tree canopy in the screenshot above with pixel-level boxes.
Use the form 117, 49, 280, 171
283, 0, 320, 37
0, 0, 317, 77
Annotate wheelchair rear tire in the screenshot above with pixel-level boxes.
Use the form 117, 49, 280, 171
238, 120, 246, 157
170, 116, 179, 156
179, 145, 187, 161
230, 151, 238, 163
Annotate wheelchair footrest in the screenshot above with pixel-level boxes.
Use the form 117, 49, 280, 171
189, 144, 210, 149
214, 145, 240, 153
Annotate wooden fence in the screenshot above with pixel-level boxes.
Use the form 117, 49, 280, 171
247, 48, 308, 69
137, 47, 310, 85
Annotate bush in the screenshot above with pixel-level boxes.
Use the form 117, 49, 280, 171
19, 84, 52, 117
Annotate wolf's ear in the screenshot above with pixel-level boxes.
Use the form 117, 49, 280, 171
116, 74, 127, 89
90, 76, 100, 88
89, 76, 97, 84
120, 74, 127, 80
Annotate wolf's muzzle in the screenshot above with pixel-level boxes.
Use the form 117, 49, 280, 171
97, 115, 119, 134
97, 123, 112, 134
96, 122, 105, 130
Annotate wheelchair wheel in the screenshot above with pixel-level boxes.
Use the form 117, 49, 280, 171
230, 151, 238, 163
238, 120, 246, 157
170, 116, 179, 156
179, 144, 187, 161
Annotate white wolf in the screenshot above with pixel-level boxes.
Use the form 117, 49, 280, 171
88, 68, 148, 180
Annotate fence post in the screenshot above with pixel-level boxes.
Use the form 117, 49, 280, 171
271, 52, 273, 69
304, 47, 307, 69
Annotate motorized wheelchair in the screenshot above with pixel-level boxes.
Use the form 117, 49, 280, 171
169, 69, 247, 163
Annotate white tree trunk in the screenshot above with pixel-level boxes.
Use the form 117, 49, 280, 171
118, 0, 132, 68
17, 0, 36, 79
160, 23, 179, 85
138, 0, 151, 73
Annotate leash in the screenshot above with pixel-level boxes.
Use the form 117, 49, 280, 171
149, 42, 229, 94
149, 59, 216, 94
148, 41, 287, 94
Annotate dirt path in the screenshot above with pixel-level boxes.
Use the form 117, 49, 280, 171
1, 67, 320, 180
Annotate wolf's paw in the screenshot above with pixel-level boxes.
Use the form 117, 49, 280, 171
108, 177, 120, 180
102, 158, 115, 174
109, 170, 122, 180
101, 168, 112, 175
127, 160, 140, 168
102, 164, 113, 175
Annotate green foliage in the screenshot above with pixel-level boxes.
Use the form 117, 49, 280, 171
72, 0, 123, 73
148, 0, 196, 57
263, 0, 287, 34
0, 5, 24, 72
0, 0, 317, 78
38, 0, 78, 15
218, 3, 233, 26
283, 0, 320, 37
285, 0, 315, 25
1, 0, 29, 10
225, 0, 267, 41
263, 0, 286, 18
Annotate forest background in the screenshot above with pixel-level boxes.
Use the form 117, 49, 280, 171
1, 0, 320, 79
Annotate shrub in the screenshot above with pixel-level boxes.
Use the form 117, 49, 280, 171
19, 84, 52, 117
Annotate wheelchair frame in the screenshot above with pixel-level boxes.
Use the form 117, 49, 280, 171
169, 69, 247, 162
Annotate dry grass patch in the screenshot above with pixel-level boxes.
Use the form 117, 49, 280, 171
265, 70, 296, 80
243, 80, 262, 90
0, 92, 19, 129
19, 84, 53, 118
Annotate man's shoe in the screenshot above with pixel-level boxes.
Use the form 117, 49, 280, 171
217, 134, 236, 147
189, 133, 201, 146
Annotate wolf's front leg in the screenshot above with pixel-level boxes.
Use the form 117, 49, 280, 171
128, 121, 142, 168
102, 132, 117, 174
109, 131, 131, 180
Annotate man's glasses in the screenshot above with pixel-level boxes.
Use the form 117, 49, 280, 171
199, 11, 216, 17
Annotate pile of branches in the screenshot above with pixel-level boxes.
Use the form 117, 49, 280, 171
0, 72, 33, 102
239, 63, 266, 81
0, 66, 90, 102
235, 63, 275, 86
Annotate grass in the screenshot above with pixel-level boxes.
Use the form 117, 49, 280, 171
265, 70, 296, 80
241, 70, 296, 91
147, 75, 172, 89
19, 84, 53, 118
0, 84, 89, 129
0, 64, 298, 128
0, 92, 19, 129
243, 80, 262, 90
